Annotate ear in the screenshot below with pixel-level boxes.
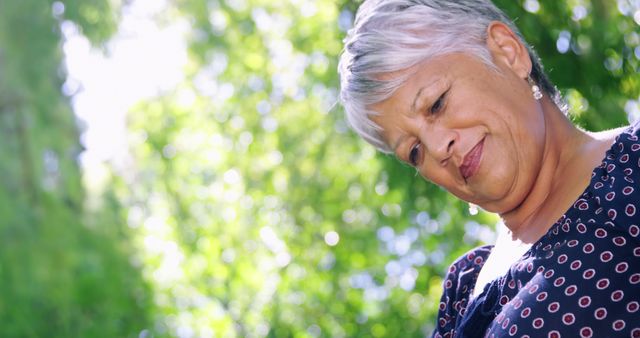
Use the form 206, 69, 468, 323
486, 21, 531, 79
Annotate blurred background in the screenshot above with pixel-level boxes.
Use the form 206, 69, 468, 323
0, 0, 639, 337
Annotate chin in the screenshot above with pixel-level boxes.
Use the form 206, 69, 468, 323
467, 182, 519, 214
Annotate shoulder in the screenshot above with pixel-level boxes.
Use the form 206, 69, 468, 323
447, 245, 493, 276
588, 122, 640, 240
442, 245, 493, 301
443, 245, 493, 296
433, 245, 492, 337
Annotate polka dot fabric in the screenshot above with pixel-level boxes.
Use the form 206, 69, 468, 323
432, 125, 640, 338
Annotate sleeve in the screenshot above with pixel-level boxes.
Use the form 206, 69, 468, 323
590, 124, 640, 244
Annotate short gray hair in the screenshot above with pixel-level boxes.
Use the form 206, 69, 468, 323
338, 0, 562, 153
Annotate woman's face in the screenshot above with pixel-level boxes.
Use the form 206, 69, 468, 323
371, 52, 546, 214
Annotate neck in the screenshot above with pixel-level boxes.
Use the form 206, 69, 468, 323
499, 98, 594, 243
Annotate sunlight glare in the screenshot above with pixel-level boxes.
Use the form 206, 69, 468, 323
62, 0, 189, 177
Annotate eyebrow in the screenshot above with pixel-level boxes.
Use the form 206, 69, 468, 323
393, 134, 409, 154
410, 86, 426, 115
391, 78, 444, 154
393, 85, 427, 153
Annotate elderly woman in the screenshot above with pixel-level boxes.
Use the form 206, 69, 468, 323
339, 0, 639, 337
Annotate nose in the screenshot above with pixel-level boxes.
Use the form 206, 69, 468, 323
421, 126, 457, 165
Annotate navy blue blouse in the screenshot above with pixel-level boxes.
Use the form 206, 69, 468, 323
432, 125, 640, 338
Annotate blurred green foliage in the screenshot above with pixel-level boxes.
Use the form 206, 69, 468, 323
0, 0, 638, 337
0, 0, 150, 337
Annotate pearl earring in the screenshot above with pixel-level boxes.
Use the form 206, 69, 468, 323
527, 75, 543, 100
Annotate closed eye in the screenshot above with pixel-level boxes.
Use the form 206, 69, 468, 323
409, 142, 421, 166
430, 90, 447, 114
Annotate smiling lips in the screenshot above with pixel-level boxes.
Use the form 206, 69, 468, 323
460, 138, 485, 180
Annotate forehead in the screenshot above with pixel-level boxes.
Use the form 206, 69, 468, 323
372, 53, 490, 112
369, 57, 449, 120
369, 53, 490, 145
